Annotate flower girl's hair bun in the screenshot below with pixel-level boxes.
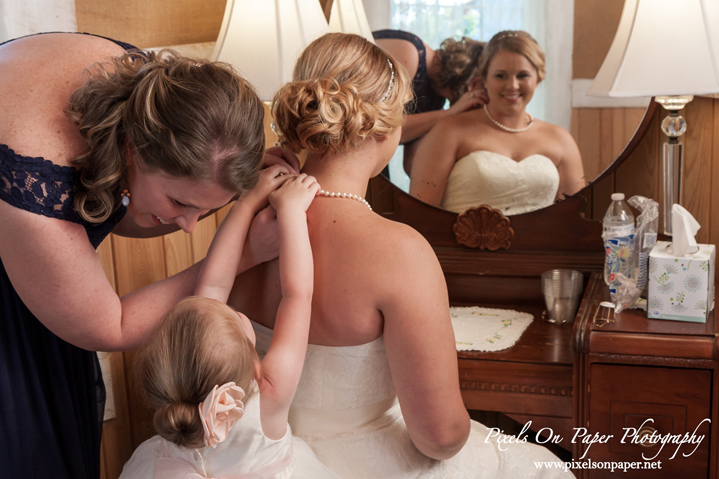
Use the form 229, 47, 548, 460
135, 297, 258, 448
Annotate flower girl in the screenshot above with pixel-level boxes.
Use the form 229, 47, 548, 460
120, 169, 338, 479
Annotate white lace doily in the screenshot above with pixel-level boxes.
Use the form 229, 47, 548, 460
450, 306, 533, 352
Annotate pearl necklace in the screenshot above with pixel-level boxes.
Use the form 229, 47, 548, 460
319, 189, 372, 211
484, 104, 534, 133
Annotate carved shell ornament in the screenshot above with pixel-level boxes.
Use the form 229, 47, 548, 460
453, 206, 514, 250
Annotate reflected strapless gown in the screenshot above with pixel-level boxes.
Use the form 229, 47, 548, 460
252, 322, 572, 478
440, 151, 560, 216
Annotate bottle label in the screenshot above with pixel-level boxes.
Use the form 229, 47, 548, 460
605, 234, 635, 293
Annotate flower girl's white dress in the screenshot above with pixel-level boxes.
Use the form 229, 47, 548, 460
118, 385, 339, 479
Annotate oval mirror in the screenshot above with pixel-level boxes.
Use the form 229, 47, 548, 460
372, 0, 652, 217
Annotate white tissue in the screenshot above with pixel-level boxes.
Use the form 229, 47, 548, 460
671, 204, 700, 255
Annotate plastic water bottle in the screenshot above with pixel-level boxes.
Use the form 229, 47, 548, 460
603, 193, 635, 290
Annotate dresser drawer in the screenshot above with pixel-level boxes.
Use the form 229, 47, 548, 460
586, 364, 711, 478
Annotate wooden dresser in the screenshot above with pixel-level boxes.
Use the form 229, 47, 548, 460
574, 273, 718, 478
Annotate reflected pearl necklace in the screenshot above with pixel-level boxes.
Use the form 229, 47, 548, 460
484, 104, 534, 133
319, 189, 372, 211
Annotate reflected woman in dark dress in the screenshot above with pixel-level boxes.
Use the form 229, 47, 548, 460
373, 29, 487, 173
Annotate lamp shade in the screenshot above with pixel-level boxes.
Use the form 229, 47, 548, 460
212, 0, 330, 101
587, 0, 719, 97
329, 0, 374, 43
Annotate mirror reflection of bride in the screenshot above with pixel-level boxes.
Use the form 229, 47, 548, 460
409, 31, 586, 216
232, 31, 572, 478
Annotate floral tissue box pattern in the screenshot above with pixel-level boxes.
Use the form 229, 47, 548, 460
648, 241, 715, 323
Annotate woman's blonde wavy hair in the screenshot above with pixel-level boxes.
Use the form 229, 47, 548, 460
477, 30, 546, 84
272, 33, 412, 155
435, 37, 485, 99
66, 50, 265, 224
134, 297, 258, 449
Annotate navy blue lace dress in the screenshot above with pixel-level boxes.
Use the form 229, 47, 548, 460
0, 33, 132, 479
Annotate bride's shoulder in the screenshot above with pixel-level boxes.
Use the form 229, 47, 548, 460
533, 119, 571, 140
367, 216, 436, 262
533, 120, 577, 151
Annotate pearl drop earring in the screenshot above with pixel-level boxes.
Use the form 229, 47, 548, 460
121, 189, 131, 207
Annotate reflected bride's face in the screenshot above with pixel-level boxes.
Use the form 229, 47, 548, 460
483, 49, 539, 115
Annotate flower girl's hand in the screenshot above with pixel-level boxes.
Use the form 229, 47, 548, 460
241, 164, 291, 213
269, 174, 320, 214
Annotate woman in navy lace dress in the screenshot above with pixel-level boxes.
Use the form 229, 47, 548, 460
0, 33, 296, 479
373, 30, 487, 173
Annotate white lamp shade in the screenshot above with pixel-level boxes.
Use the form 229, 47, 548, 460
587, 0, 719, 97
329, 0, 375, 43
212, 0, 330, 101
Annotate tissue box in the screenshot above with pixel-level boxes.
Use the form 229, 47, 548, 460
648, 241, 715, 322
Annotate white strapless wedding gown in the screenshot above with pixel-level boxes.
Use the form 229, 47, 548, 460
440, 151, 559, 216
253, 322, 572, 479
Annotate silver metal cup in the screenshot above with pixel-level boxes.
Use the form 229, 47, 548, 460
541, 269, 584, 325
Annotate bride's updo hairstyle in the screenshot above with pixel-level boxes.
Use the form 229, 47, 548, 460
272, 33, 412, 155
477, 30, 546, 83
134, 297, 258, 448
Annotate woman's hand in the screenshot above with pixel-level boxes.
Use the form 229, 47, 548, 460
269, 174, 320, 214
447, 87, 487, 115
240, 164, 292, 214
239, 205, 280, 271
262, 146, 301, 174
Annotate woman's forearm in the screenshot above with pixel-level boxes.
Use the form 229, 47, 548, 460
400, 110, 449, 144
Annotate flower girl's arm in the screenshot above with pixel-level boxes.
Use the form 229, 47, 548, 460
258, 174, 318, 440
195, 165, 290, 302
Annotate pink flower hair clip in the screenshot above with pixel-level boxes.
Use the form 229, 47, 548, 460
198, 382, 245, 448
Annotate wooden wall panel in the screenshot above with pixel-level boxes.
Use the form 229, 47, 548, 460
572, 0, 624, 79
570, 106, 647, 217
163, 230, 194, 278
682, 97, 714, 245
710, 100, 719, 258
190, 216, 218, 263
100, 351, 134, 479
111, 236, 167, 296
75, 0, 225, 49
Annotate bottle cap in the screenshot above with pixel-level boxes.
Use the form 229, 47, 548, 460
611, 193, 625, 201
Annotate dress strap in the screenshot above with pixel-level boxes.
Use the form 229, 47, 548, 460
0, 144, 126, 248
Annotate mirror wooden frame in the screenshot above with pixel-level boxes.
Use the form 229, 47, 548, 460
367, 100, 657, 306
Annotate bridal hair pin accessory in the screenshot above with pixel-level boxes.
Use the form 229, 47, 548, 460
121, 189, 131, 207
379, 59, 394, 102
319, 189, 372, 211
198, 382, 245, 449
483, 104, 534, 133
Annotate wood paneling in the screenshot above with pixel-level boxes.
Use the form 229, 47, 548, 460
74, 0, 225, 49
571, 107, 647, 188
572, 0, 624, 79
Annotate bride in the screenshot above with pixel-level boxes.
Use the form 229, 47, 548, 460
409, 30, 585, 216
231, 32, 572, 478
